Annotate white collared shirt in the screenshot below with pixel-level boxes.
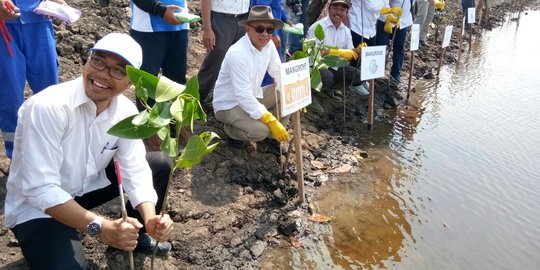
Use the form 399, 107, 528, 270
4, 77, 156, 228
307, 16, 354, 49
212, 34, 281, 120
348, 0, 387, 39
378, 0, 413, 29
211, 0, 250, 14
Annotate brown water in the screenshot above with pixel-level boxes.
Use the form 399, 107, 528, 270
261, 10, 540, 270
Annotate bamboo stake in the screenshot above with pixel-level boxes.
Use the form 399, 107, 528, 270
293, 111, 305, 203
342, 70, 346, 122
114, 161, 135, 270
407, 50, 414, 101
367, 79, 375, 129
436, 47, 445, 77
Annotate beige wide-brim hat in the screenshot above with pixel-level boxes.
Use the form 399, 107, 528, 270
238, 5, 284, 29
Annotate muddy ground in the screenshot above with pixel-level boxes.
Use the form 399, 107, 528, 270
0, 0, 537, 269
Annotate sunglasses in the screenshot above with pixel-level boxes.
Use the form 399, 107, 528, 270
251, 25, 275, 34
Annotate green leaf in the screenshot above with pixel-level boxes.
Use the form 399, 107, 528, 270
183, 75, 200, 101
156, 76, 185, 102
302, 38, 315, 52
322, 55, 349, 68
170, 97, 185, 123
314, 24, 325, 41
148, 104, 171, 128
311, 68, 322, 92
292, 50, 308, 60
107, 115, 161, 139
175, 132, 219, 168
160, 136, 178, 157
127, 66, 158, 99
134, 79, 149, 105
156, 125, 170, 141
132, 110, 150, 126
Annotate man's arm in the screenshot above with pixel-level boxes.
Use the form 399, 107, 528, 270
132, 0, 181, 25
0, 0, 20, 20
45, 200, 142, 251
201, 0, 215, 50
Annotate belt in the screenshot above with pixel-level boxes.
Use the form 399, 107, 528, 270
212, 11, 248, 19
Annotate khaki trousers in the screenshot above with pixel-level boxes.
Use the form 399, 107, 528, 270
215, 85, 290, 142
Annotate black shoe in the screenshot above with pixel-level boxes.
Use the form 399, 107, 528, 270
134, 233, 171, 257
227, 137, 246, 149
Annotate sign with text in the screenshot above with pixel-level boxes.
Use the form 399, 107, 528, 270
410, 24, 420, 51
442, 25, 454, 48
467, 8, 476, 24
361, 45, 386, 81
279, 58, 311, 117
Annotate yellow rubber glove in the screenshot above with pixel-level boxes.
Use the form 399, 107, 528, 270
380, 6, 402, 17
384, 20, 393, 33
260, 112, 289, 142
385, 13, 399, 25
328, 48, 359, 61
356, 42, 368, 51
434, 0, 445, 10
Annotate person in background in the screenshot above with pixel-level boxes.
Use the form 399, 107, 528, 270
129, 0, 191, 151
347, 0, 391, 95
462, 0, 475, 24
375, 0, 412, 84
197, 0, 250, 103
284, 0, 308, 55
413, 0, 434, 47
3, 33, 174, 269
0, 0, 62, 159
306, 0, 367, 113
212, 5, 289, 154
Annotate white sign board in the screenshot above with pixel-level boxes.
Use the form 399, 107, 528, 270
467, 8, 476, 24
279, 57, 311, 117
410, 24, 420, 51
360, 45, 386, 81
442, 25, 453, 48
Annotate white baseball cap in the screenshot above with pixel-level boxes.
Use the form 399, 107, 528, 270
90, 33, 142, 68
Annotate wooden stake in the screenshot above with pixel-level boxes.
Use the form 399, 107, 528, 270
293, 111, 305, 203
343, 69, 346, 122
436, 48, 445, 77
114, 161, 135, 270
407, 50, 414, 101
367, 79, 375, 129
457, 17, 465, 64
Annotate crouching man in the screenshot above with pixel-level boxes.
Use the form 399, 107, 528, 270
212, 5, 289, 153
3, 33, 174, 269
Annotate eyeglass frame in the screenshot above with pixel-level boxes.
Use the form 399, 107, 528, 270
88, 52, 128, 80
249, 24, 275, 35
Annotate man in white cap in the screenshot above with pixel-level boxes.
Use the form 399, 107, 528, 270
212, 5, 289, 154
3, 33, 174, 269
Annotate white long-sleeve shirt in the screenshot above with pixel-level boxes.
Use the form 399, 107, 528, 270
212, 34, 282, 120
4, 77, 156, 228
307, 16, 354, 49
348, 0, 387, 39
211, 0, 250, 14
378, 0, 413, 30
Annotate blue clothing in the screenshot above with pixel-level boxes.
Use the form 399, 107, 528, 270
287, 0, 308, 54
0, 0, 58, 158
131, 0, 188, 32
130, 0, 189, 110
375, 20, 408, 82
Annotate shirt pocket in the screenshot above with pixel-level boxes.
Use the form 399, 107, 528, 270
95, 146, 118, 170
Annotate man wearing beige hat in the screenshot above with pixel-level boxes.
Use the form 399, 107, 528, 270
3, 33, 174, 269
212, 5, 289, 154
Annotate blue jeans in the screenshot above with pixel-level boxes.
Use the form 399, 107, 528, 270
375, 21, 409, 80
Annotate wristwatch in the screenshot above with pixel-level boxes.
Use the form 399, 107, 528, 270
87, 217, 103, 237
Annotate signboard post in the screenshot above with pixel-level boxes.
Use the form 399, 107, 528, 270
279, 58, 311, 203
408, 24, 420, 100
437, 25, 453, 77
360, 46, 386, 128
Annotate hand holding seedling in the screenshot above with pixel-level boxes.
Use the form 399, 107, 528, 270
163, 5, 182, 25
100, 217, 143, 251
145, 214, 174, 242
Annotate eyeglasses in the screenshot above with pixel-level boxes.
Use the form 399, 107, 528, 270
251, 25, 275, 34
89, 56, 127, 80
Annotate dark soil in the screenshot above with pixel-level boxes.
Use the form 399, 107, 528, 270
0, 0, 537, 269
